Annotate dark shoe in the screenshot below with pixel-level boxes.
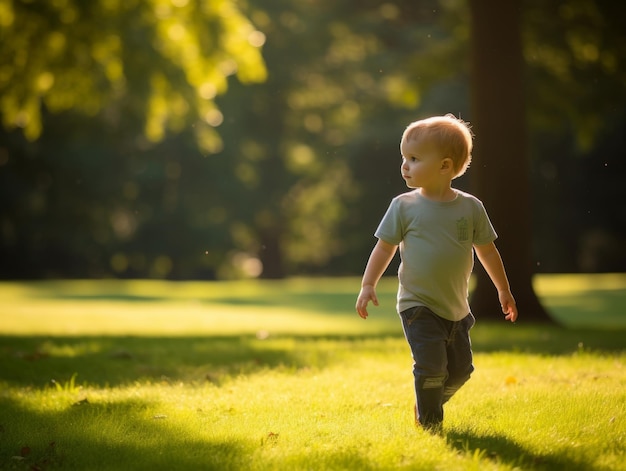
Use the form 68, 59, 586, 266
414, 404, 443, 434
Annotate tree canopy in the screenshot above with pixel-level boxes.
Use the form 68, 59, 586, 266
0, 0, 266, 150
0, 0, 624, 283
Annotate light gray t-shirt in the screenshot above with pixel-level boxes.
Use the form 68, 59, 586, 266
375, 189, 497, 321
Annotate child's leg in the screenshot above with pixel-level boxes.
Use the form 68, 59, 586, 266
399, 306, 450, 429
443, 312, 475, 404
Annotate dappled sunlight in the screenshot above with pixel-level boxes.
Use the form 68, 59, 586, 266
1, 276, 625, 470
2, 275, 626, 337
0, 278, 399, 337
446, 352, 626, 470
1, 300, 387, 337
0, 0, 266, 142
32, 340, 105, 359
1, 334, 624, 470
0, 391, 253, 470
0, 334, 410, 393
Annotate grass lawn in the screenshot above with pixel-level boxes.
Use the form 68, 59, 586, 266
0, 275, 625, 470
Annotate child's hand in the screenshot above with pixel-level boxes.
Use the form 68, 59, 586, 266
498, 290, 518, 323
356, 285, 378, 319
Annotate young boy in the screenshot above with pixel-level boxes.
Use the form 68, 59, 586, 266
355, 114, 518, 431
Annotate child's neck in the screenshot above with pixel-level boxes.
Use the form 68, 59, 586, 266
419, 186, 456, 202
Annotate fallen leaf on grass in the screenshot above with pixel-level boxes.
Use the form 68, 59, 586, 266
262, 432, 280, 446
505, 376, 518, 385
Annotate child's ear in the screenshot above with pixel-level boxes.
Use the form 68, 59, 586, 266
440, 158, 453, 173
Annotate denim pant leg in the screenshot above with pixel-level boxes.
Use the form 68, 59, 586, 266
399, 306, 449, 427
442, 312, 475, 404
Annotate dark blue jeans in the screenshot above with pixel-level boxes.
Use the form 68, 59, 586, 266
399, 306, 475, 428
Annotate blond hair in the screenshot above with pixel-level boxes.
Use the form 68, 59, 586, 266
402, 114, 473, 178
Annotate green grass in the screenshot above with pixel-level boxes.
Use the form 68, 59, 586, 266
0, 275, 625, 470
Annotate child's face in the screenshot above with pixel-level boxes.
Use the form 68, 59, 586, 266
400, 137, 445, 189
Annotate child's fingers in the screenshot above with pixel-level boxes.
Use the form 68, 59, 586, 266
355, 298, 369, 319
503, 302, 518, 323
356, 304, 369, 319
356, 292, 379, 319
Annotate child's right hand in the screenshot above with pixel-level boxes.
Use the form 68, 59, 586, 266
356, 285, 378, 319
498, 290, 518, 323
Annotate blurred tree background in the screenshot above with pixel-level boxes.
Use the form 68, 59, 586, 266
1, 0, 625, 285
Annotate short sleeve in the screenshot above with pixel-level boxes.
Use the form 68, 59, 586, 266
374, 197, 404, 245
472, 199, 497, 245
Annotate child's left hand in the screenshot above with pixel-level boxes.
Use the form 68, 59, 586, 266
356, 285, 378, 319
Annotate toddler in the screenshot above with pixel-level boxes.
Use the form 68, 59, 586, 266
355, 114, 518, 430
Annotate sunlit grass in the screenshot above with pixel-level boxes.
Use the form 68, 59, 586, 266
447, 351, 626, 470
2, 346, 624, 470
0, 278, 399, 336
2, 274, 625, 336
1, 275, 625, 470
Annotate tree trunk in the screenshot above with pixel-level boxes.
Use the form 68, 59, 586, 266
258, 227, 286, 279
468, 0, 554, 323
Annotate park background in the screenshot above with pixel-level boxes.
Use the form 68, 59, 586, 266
1, 0, 625, 320
2, 2, 626, 470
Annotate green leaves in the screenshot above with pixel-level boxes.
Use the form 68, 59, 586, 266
0, 0, 267, 144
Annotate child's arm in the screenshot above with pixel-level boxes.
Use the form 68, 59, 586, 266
474, 242, 518, 322
356, 239, 398, 319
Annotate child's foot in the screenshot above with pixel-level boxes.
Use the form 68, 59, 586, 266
414, 405, 443, 435
422, 421, 443, 436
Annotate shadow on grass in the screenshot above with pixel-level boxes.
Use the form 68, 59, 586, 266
471, 322, 626, 354
0, 394, 253, 471
0, 394, 388, 471
1, 326, 624, 470
0, 335, 320, 388
445, 429, 613, 471
1, 323, 624, 390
